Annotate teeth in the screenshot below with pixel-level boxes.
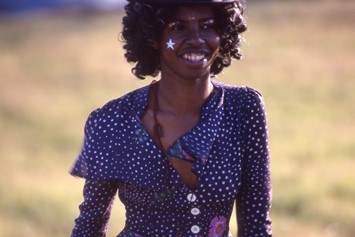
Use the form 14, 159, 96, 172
182, 53, 206, 62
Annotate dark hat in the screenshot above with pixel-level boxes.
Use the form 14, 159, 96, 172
146, 0, 237, 4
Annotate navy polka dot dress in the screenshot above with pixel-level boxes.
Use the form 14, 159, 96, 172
70, 81, 272, 237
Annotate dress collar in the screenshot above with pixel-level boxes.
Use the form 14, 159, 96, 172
129, 81, 225, 174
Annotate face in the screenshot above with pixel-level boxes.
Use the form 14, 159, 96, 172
159, 5, 221, 81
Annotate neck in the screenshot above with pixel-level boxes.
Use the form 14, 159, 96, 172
157, 77, 213, 116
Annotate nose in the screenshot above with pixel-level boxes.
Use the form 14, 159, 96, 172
186, 26, 205, 47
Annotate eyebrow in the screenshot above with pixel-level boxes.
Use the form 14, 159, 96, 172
173, 16, 216, 22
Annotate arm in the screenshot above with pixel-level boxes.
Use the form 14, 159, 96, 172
71, 179, 119, 237
236, 89, 272, 237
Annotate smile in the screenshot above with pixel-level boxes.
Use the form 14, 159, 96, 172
182, 53, 207, 63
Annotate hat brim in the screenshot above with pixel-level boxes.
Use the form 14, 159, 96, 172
147, 0, 236, 4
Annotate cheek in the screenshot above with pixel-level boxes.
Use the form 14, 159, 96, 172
208, 35, 221, 55
160, 32, 179, 51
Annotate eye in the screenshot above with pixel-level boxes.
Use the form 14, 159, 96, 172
201, 19, 216, 30
167, 21, 185, 31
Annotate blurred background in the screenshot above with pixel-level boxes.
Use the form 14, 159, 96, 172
0, 0, 354, 236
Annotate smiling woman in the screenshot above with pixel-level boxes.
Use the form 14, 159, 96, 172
69, 0, 272, 237
121, 0, 246, 79
159, 6, 221, 82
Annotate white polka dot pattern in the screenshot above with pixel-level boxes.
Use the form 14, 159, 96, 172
70, 81, 272, 237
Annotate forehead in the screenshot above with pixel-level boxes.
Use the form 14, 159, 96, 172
174, 5, 215, 20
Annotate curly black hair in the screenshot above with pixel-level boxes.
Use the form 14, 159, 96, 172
121, 0, 247, 79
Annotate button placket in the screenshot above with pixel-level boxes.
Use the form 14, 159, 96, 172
187, 193, 200, 234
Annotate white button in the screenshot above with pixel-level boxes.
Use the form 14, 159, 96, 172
187, 193, 196, 202
191, 225, 200, 234
191, 207, 200, 215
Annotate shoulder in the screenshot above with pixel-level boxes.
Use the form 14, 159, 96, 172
213, 81, 265, 108
85, 84, 150, 128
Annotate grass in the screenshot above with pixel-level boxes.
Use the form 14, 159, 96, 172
0, 0, 354, 236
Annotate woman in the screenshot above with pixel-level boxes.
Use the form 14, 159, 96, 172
70, 0, 272, 236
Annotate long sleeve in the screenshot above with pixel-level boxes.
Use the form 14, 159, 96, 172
71, 179, 119, 237
236, 89, 272, 237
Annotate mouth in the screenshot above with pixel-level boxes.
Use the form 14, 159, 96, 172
181, 53, 208, 63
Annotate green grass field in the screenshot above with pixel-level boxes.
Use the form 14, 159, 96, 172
1, 0, 354, 236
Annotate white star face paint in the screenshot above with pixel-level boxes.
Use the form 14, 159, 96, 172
166, 38, 176, 50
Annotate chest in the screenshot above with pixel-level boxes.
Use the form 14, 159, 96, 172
119, 121, 243, 203
141, 109, 201, 189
